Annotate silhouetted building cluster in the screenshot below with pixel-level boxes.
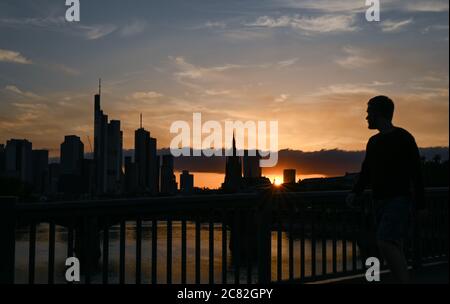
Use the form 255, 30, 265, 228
283, 169, 296, 184
180, 170, 194, 194
134, 119, 159, 195
296, 172, 359, 191
0, 81, 188, 200
94, 85, 123, 195
2, 81, 447, 200
222, 135, 243, 193
222, 136, 271, 193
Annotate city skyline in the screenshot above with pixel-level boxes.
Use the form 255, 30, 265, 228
0, 0, 448, 156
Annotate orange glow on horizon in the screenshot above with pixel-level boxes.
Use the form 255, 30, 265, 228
273, 177, 283, 186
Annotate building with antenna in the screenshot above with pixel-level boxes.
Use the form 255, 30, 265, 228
222, 134, 243, 193
93, 79, 123, 195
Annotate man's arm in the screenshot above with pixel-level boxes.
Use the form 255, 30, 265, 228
346, 140, 371, 208
352, 141, 371, 195
409, 137, 426, 210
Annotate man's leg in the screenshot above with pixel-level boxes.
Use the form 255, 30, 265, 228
378, 239, 409, 283
376, 197, 412, 283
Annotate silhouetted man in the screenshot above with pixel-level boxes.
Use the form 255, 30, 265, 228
346, 95, 426, 283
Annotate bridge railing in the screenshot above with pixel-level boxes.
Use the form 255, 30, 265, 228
0, 188, 447, 284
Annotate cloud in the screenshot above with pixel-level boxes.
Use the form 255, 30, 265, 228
46, 63, 80, 76
313, 81, 392, 96
0, 16, 65, 28
119, 20, 147, 37
0, 16, 117, 40
274, 0, 448, 13
130, 91, 164, 100
422, 24, 449, 33
245, 14, 358, 33
205, 89, 231, 96
4, 85, 41, 99
408, 85, 449, 100
204, 21, 226, 29
78, 24, 117, 40
221, 29, 272, 41
335, 46, 378, 69
12, 103, 48, 110
168, 147, 449, 176
272, 0, 366, 13
277, 58, 299, 68
274, 94, 289, 103
169, 56, 244, 81
405, 1, 449, 12
0, 49, 32, 64
381, 19, 414, 32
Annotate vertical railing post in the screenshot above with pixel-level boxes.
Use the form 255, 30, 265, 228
0, 197, 17, 284
257, 191, 272, 284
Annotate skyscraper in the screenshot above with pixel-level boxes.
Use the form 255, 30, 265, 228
180, 170, 194, 194
94, 85, 108, 194
106, 120, 123, 194
134, 116, 158, 195
32, 149, 49, 194
5, 139, 33, 184
243, 150, 261, 179
60, 135, 84, 194
93, 80, 123, 195
222, 134, 243, 193
161, 154, 177, 195
60, 135, 84, 176
124, 156, 138, 194
48, 163, 60, 195
0, 144, 5, 175
283, 169, 296, 184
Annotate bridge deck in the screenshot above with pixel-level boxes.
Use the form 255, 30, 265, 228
312, 262, 449, 284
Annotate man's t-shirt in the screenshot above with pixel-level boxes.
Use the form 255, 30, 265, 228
352, 127, 425, 210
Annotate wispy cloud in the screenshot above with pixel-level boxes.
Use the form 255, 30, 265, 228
0, 16, 118, 40
221, 29, 272, 41
273, 0, 366, 13
78, 24, 117, 40
204, 89, 232, 96
204, 21, 226, 29
405, 1, 449, 12
277, 58, 299, 68
0, 16, 65, 28
274, 94, 289, 103
45, 63, 80, 76
4, 85, 41, 99
169, 56, 244, 81
422, 24, 449, 33
129, 91, 164, 100
119, 20, 147, 37
381, 19, 414, 33
335, 47, 378, 69
12, 102, 48, 110
274, 0, 448, 13
245, 14, 358, 33
0, 49, 32, 64
313, 81, 392, 96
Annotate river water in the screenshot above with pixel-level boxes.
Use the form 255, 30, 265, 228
14, 222, 360, 284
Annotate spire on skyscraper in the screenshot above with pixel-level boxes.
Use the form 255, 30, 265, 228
232, 132, 236, 156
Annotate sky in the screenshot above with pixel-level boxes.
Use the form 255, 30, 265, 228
0, 0, 449, 158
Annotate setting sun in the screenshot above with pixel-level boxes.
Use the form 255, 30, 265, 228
273, 177, 283, 186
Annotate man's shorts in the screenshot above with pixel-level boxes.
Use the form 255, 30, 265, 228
374, 196, 412, 245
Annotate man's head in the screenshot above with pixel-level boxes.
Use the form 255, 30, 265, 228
366, 95, 394, 130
